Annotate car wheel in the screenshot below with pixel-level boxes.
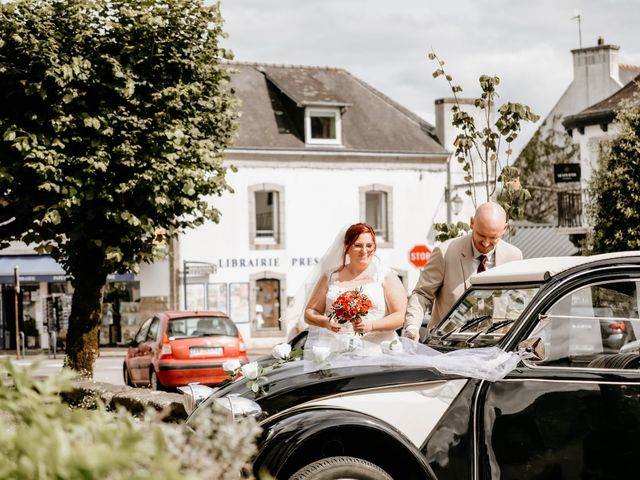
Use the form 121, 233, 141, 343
150, 368, 164, 391
123, 363, 133, 387
290, 456, 392, 480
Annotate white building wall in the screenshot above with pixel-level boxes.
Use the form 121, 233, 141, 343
571, 123, 621, 192
178, 158, 446, 346
137, 259, 170, 297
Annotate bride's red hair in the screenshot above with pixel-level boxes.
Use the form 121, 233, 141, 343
341, 223, 377, 268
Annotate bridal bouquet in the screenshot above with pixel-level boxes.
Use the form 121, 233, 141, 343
328, 288, 372, 327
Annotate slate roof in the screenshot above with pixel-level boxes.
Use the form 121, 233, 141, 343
563, 73, 640, 129
504, 222, 579, 258
620, 64, 640, 84
228, 63, 447, 157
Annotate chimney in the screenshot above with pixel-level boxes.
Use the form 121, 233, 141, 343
571, 37, 621, 110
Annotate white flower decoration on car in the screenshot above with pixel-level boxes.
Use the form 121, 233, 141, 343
222, 359, 241, 372
312, 346, 331, 363
241, 361, 260, 380
272, 343, 292, 360
381, 339, 405, 355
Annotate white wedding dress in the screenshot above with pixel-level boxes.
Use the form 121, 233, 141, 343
325, 267, 398, 346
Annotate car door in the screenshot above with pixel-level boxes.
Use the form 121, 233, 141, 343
478, 276, 640, 480
136, 317, 162, 384
128, 318, 152, 384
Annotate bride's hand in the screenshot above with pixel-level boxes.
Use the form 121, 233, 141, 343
353, 318, 372, 334
327, 317, 341, 332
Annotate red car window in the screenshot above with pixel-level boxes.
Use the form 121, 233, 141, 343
167, 316, 238, 338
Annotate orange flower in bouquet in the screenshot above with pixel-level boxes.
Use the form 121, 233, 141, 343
328, 288, 372, 326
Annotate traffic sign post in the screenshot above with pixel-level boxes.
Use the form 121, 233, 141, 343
409, 245, 431, 268
14, 266, 21, 359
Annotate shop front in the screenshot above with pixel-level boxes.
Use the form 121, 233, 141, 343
0, 253, 140, 351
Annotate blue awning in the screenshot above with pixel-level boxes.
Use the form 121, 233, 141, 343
0, 255, 67, 283
0, 255, 135, 283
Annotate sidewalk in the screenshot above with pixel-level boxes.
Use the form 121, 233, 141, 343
1, 346, 274, 359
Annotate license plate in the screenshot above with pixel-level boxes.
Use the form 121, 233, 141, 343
190, 347, 223, 357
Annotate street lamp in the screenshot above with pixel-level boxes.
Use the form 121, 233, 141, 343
451, 192, 464, 216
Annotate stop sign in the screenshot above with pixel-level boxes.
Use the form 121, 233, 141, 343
409, 245, 431, 268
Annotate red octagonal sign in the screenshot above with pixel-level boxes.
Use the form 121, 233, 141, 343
409, 245, 431, 268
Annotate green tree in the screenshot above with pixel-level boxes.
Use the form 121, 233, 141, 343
428, 51, 539, 240
514, 115, 578, 223
588, 95, 640, 253
0, 0, 238, 376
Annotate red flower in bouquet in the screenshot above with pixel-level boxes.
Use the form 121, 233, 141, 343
328, 288, 372, 325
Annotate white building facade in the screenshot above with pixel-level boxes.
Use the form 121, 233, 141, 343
169, 63, 450, 347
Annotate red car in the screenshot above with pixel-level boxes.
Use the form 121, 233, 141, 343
123, 311, 248, 390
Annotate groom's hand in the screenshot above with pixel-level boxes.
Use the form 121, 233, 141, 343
403, 326, 420, 341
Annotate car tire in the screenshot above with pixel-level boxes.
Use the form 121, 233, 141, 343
123, 363, 133, 387
290, 456, 392, 480
150, 368, 164, 391
587, 353, 640, 369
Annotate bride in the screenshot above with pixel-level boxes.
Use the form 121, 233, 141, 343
303, 223, 407, 348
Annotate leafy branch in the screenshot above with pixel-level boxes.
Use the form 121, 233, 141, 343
428, 49, 539, 232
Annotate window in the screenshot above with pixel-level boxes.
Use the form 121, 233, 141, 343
528, 280, 640, 369
305, 108, 342, 145
360, 185, 393, 246
429, 287, 540, 349
134, 318, 152, 344
146, 317, 161, 342
255, 191, 278, 238
186, 283, 205, 311
249, 184, 285, 250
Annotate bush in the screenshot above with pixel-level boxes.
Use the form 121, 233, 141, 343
0, 360, 260, 479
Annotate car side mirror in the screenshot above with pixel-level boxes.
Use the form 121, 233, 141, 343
518, 337, 545, 362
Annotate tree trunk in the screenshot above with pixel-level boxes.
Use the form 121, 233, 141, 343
65, 264, 108, 379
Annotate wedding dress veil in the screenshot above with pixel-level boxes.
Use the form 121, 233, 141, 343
282, 225, 349, 340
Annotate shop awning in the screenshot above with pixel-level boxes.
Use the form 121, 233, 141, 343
0, 255, 67, 283
0, 255, 135, 283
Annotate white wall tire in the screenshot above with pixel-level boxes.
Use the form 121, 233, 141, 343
290, 456, 392, 480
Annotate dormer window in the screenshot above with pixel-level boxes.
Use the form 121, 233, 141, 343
305, 108, 342, 145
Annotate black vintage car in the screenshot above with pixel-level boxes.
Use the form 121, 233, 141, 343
184, 252, 640, 479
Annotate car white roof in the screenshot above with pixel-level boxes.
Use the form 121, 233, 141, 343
471, 251, 640, 285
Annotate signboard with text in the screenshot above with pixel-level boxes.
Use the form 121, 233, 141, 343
554, 163, 581, 183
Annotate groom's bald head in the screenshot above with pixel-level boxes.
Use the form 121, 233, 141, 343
470, 202, 508, 254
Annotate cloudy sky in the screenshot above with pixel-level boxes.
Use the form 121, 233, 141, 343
218, 0, 640, 155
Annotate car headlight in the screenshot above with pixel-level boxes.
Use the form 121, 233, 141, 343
177, 383, 217, 416
213, 394, 262, 421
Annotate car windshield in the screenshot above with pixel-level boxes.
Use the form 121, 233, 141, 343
426, 286, 540, 350
167, 316, 238, 339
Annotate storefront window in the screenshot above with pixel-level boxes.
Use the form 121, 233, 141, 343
186, 283, 205, 311
255, 278, 281, 330
101, 281, 140, 345
207, 283, 228, 313
229, 283, 249, 324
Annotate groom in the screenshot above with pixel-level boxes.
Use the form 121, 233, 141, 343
403, 201, 522, 341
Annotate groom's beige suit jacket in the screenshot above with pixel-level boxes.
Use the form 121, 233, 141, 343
405, 234, 522, 335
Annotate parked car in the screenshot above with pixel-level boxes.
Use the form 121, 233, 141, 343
123, 311, 248, 390
184, 252, 640, 479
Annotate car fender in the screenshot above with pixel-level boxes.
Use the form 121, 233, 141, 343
254, 407, 434, 480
